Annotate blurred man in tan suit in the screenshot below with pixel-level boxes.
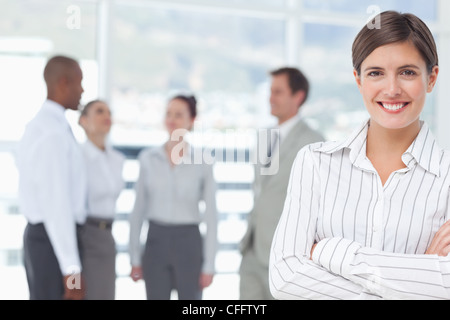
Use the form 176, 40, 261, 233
239, 67, 324, 300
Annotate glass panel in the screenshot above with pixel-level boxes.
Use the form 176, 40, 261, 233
111, 5, 285, 146
0, 0, 98, 142
110, 6, 284, 293
0, 0, 97, 59
301, 24, 364, 141
303, 0, 437, 21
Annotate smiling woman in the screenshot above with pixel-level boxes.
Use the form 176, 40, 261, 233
269, 11, 450, 300
356, 42, 438, 130
352, 11, 439, 186
352, 11, 439, 136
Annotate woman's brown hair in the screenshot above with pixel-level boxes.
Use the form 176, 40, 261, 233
171, 95, 197, 119
352, 11, 439, 75
80, 99, 108, 117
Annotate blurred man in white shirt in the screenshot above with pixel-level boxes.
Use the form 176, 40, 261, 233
17, 55, 86, 300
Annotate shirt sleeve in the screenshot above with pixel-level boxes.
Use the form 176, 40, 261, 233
269, 146, 366, 300
201, 162, 219, 274
128, 152, 148, 267
35, 134, 82, 275
312, 237, 450, 300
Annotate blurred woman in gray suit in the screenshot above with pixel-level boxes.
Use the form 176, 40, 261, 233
79, 100, 125, 300
129, 95, 218, 300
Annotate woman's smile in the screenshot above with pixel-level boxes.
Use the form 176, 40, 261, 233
377, 101, 410, 113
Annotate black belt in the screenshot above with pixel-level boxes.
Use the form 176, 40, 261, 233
85, 217, 113, 230
28, 222, 84, 230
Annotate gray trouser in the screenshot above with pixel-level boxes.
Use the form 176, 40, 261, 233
142, 221, 203, 300
79, 217, 116, 300
239, 246, 274, 300
23, 223, 83, 300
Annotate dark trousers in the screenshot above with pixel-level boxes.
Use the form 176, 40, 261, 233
79, 217, 116, 300
142, 221, 203, 300
23, 223, 82, 300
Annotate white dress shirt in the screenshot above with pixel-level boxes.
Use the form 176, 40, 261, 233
270, 120, 450, 300
82, 139, 125, 220
129, 145, 218, 274
278, 115, 300, 145
17, 99, 87, 275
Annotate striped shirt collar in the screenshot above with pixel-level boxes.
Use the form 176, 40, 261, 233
316, 120, 442, 177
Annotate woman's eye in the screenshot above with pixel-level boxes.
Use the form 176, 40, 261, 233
401, 70, 417, 77
368, 71, 381, 77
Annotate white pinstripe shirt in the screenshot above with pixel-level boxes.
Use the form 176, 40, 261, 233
269, 120, 450, 300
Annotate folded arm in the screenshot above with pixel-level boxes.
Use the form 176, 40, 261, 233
312, 221, 450, 300
269, 146, 367, 300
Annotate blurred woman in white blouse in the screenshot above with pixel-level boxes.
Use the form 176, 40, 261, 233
129, 95, 218, 300
79, 100, 125, 300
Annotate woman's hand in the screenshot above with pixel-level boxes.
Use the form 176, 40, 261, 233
199, 273, 214, 289
130, 266, 143, 282
310, 243, 318, 260
426, 220, 450, 257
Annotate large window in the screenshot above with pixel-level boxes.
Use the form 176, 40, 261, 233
110, 4, 285, 147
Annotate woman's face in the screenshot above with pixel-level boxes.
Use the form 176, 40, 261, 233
354, 41, 439, 130
80, 101, 112, 136
165, 98, 195, 136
